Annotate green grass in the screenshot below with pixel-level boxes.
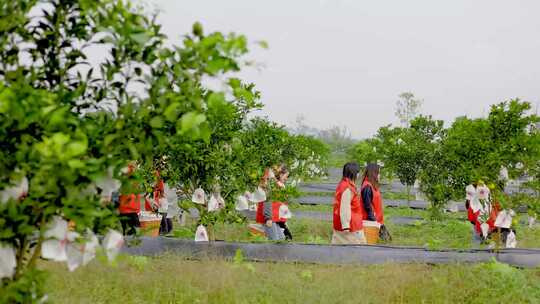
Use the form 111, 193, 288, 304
42, 255, 540, 303
296, 191, 411, 199
383, 191, 414, 201
386, 218, 472, 249
297, 191, 333, 197
288, 202, 332, 212
39, 205, 540, 303
288, 204, 461, 220
517, 225, 540, 249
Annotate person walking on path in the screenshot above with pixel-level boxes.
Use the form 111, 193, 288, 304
360, 163, 391, 242
117, 162, 153, 236
331, 162, 367, 245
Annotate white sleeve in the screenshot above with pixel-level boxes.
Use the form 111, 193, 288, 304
340, 188, 352, 229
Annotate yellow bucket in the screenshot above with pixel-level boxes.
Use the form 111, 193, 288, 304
363, 221, 381, 245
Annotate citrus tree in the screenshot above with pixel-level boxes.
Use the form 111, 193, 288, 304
439, 100, 538, 199
419, 99, 539, 218
0, 0, 263, 302
348, 138, 380, 167
374, 116, 444, 203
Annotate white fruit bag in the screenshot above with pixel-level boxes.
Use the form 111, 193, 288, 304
279, 204, 292, 219
249, 187, 266, 203
235, 195, 249, 211
506, 231, 517, 248
494, 210, 513, 229
192, 188, 206, 205
208, 195, 219, 212
195, 225, 209, 242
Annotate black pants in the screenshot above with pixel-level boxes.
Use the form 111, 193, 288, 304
120, 213, 140, 236
159, 213, 173, 235
276, 222, 292, 240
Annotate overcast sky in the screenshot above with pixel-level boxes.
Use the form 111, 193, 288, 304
148, 0, 540, 138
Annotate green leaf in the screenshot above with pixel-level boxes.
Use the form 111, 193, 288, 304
199, 122, 211, 143
52, 133, 71, 149
0, 86, 12, 113
130, 32, 150, 45
179, 112, 206, 133
206, 58, 229, 74
67, 159, 85, 169
66, 140, 88, 158
207, 92, 226, 109
163, 102, 180, 122
48, 106, 69, 127
104, 134, 117, 147
150, 116, 164, 129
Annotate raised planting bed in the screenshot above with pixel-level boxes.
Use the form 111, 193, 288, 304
293, 196, 467, 212
122, 237, 540, 268
188, 209, 424, 226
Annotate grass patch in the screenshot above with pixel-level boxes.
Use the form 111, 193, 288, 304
42, 255, 540, 303
298, 191, 333, 197
296, 191, 411, 199
288, 204, 462, 220
288, 203, 332, 212
386, 218, 472, 249
383, 191, 414, 201
517, 225, 540, 249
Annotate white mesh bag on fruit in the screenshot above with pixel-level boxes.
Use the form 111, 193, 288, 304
195, 225, 209, 242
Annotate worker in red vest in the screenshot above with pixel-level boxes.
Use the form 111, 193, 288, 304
256, 165, 293, 240
118, 162, 152, 235
360, 163, 384, 224
153, 170, 174, 235
360, 163, 391, 242
332, 162, 366, 244
465, 183, 501, 242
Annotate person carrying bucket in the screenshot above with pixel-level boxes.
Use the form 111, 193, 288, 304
360, 163, 391, 242
117, 162, 153, 235
331, 162, 366, 245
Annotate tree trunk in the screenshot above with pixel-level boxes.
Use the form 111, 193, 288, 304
406, 184, 411, 207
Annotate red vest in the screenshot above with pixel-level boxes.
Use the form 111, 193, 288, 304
333, 178, 364, 232
119, 193, 142, 214
360, 180, 384, 224
118, 193, 152, 214
468, 201, 500, 235
256, 202, 288, 223
118, 166, 153, 214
